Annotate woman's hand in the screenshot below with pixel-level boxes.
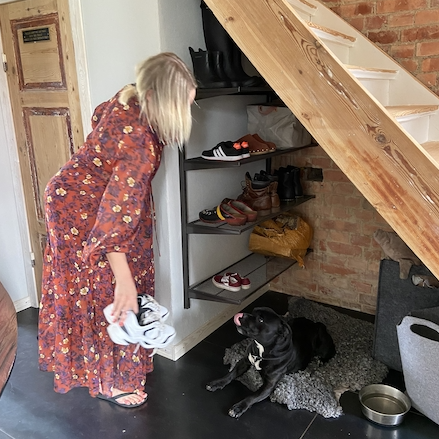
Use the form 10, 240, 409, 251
106, 252, 139, 325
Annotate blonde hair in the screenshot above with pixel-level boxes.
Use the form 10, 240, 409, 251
119, 53, 197, 149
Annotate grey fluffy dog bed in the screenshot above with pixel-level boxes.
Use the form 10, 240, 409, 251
223, 297, 388, 418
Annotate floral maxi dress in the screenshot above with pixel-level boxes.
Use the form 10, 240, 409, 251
38, 89, 163, 397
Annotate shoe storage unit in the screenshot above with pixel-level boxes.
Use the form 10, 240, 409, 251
180, 86, 315, 308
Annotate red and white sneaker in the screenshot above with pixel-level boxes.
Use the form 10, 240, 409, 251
212, 274, 241, 292
226, 272, 251, 289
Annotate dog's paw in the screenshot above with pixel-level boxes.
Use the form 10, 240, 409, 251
228, 402, 248, 418
205, 380, 224, 392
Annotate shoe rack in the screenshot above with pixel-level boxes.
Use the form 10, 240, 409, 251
179, 86, 316, 308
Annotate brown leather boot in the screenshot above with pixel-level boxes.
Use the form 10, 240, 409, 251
237, 173, 271, 215
269, 181, 280, 210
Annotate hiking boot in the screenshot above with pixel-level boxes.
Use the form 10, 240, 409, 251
237, 172, 271, 215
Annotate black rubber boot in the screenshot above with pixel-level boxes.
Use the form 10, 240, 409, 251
211, 51, 232, 86
189, 47, 230, 88
200, 1, 263, 87
293, 167, 304, 198
277, 167, 295, 202
287, 165, 304, 198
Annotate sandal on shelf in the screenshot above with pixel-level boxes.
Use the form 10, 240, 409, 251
97, 392, 147, 408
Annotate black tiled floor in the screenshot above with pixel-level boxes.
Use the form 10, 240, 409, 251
1, 291, 438, 439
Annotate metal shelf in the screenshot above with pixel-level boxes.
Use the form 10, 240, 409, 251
195, 85, 274, 100
188, 195, 315, 235
189, 253, 298, 304
183, 143, 318, 170
180, 85, 315, 307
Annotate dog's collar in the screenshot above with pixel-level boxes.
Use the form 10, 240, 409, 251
248, 340, 264, 370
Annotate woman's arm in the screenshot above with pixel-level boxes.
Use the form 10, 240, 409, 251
106, 252, 139, 324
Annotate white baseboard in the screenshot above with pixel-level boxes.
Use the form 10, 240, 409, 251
156, 285, 269, 361
14, 296, 33, 312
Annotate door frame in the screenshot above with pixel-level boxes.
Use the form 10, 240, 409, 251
0, 0, 91, 308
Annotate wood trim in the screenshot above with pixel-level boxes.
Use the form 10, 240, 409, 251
307, 21, 356, 43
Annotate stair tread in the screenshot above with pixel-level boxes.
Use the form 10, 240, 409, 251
346, 65, 398, 74
386, 105, 439, 118
290, 0, 317, 10
422, 141, 439, 162
307, 22, 356, 43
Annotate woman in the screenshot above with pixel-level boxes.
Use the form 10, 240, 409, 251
38, 53, 197, 407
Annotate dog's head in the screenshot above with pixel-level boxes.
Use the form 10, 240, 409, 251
233, 307, 290, 347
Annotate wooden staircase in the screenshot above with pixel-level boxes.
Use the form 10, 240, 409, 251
205, 0, 439, 281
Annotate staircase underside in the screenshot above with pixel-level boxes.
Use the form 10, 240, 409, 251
205, 0, 439, 280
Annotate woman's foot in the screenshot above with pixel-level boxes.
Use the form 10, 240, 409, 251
97, 385, 148, 407
111, 387, 147, 406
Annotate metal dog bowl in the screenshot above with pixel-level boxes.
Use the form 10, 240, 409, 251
359, 384, 411, 426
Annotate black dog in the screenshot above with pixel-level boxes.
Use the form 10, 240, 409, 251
206, 307, 336, 418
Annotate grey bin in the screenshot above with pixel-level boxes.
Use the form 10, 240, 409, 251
397, 306, 439, 426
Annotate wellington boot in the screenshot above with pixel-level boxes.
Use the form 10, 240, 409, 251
277, 167, 295, 202
200, 1, 263, 87
189, 47, 230, 88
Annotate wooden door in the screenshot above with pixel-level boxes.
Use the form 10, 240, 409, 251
0, 0, 83, 299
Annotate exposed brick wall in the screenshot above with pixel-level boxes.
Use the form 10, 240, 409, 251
271, 147, 392, 314
321, 0, 439, 94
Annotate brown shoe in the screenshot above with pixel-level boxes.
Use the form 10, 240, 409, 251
252, 133, 276, 152
269, 181, 280, 209
237, 134, 272, 155
237, 173, 271, 215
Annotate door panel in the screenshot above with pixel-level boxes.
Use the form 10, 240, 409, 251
0, 0, 83, 299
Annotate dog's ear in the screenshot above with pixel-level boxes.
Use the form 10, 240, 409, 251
277, 320, 291, 339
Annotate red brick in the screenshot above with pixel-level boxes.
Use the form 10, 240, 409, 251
355, 209, 375, 221
338, 4, 357, 16
415, 9, 439, 24
351, 234, 372, 246
368, 30, 399, 44
390, 43, 415, 58
331, 206, 349, 218
399, 59, 419, 73
417, 72, 438, 87
422, 57, 439, 72
403, 26, 439, 41
352, 280, 373, 294
324, 169, 351, 182
348, 17, 366, 32
326, 241, 362, 256
332, 182, 355, 195
377, 0, 427, 14
417, 40, 439, 56
328, 229, 351, 243
388, 13, 414, 27
321, 262, 357, 276
357, 2, 374, 15
365, 15, 388, 30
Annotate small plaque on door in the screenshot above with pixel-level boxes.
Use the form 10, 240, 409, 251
22, 27, 50, 43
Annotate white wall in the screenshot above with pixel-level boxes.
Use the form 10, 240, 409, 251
79, 0, 161, 110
